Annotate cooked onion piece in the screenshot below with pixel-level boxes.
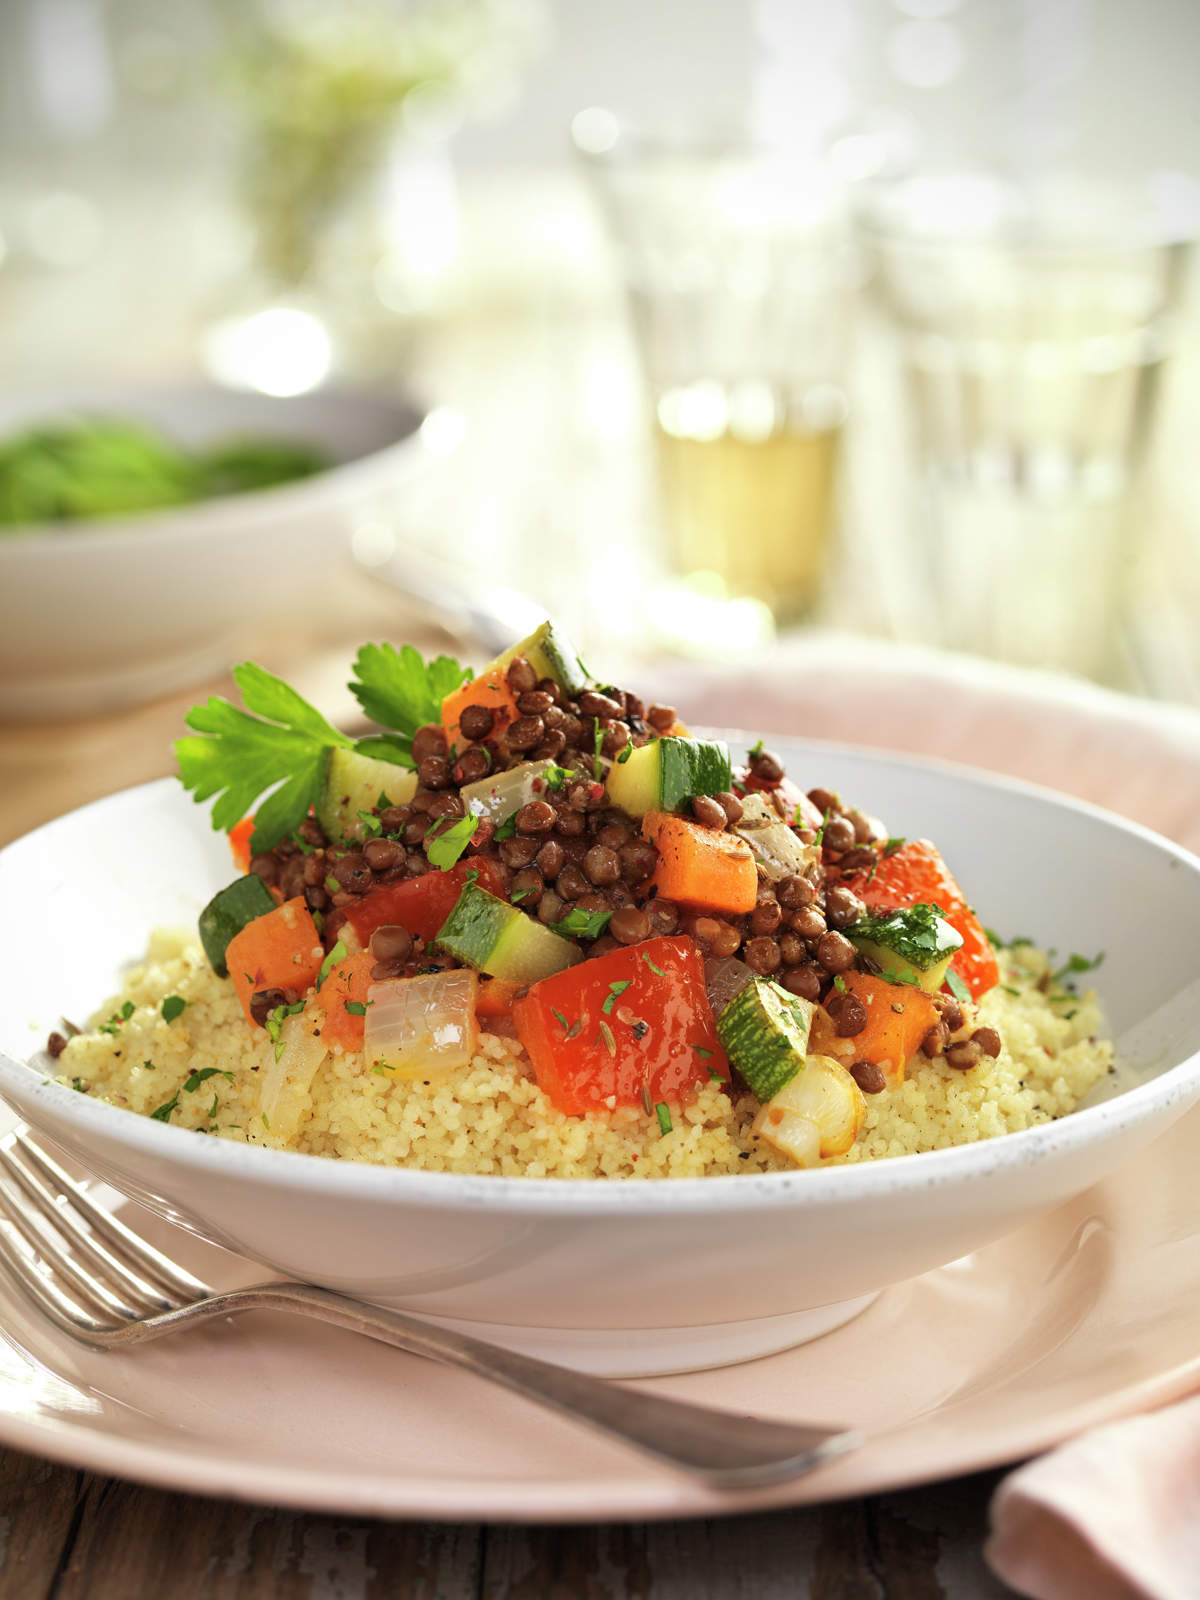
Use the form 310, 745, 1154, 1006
752, 1054, 866, 1167
364, 970, 480, 1080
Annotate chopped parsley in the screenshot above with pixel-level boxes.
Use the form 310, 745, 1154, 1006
183, 1067, 234, 1093
1051, 950, 1105, 985
542, 762, 573, 792
150, 1092, 179, 1123
550, 907, 613, 941
317, 939, 347, 990
655, 1102, 672, 1135
551, 1008, 571, 1033
356, 810, 383, 838
511, 886, 536, 903
640, 953, 668, 977
882, 837, 906, 857
601, 980, 631, 1015
345, 1000, 371, 1017
748, 739, 764, 757
945, 968, 971, 1005
324, 874, 341, 894
494, 810, 519, 841
592, 721, 605, 781
142, 1059, 155, 1070
695, 1046, 713, 1058
71, 1077, 87, 1093
265, 1000, 305, 1061
207, 1094, 219, 1119
425, 812, 479, 870
160, 995, 187, 1023
99, 1001, 135, 1036
833, 975, 848, 994
616, 743, 633, 764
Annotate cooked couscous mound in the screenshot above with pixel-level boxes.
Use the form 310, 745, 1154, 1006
55, 932, 1112, 1178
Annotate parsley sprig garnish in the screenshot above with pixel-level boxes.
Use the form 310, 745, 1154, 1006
348, 643, 470, 763
176, 646, 470, 855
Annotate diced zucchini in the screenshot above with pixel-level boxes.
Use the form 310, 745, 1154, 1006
491, 619, 590, 698
435, 883, 582, 984
198, 874, 276, 977
460, 759, 565, 826
605, 736, 732, 819
316, 747, 417, 843
734, 793, 819, 882
844, 904, 963, 993
715, 978, 815, 1102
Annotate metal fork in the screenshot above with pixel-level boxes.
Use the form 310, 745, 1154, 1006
0, 1131, 859, 1490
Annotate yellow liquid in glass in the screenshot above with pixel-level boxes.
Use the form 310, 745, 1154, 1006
653, 385, 842, 623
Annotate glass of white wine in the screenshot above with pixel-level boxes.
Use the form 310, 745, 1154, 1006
574, 112, 858, 626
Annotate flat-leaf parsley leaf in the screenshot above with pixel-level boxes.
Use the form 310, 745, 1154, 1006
348, 643, 470, 766
176, 662, 355, 854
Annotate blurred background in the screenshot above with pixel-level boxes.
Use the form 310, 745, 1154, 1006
4, 0, 1200, 726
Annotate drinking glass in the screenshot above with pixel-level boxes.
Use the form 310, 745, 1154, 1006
860, 171, 1197, 677
574, 113, 858, 626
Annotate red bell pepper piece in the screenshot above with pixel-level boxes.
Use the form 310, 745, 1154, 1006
512, 935, 729, 1115
328, 857, 508, 949
843, 838, 999, 1000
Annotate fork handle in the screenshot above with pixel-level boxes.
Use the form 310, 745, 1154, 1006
120, 1282, 856, 1489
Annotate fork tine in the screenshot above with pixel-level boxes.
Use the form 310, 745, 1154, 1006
0, 1169, 142, 1328
0, 1145, 178, 1316
14, 1135, 209, 1300
0, 1195, 116, 1338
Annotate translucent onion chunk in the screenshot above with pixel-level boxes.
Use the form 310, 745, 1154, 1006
735, 793, 819, 882
364, 970, 480, 1081
459, 760, 562, 826
752, 1054, 866, 1166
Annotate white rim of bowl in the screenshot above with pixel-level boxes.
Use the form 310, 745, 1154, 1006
3, 744, 1199, 1218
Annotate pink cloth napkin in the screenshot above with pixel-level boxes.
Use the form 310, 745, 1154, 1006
985, 1396, 1200, 1599
643, 634, 1200, 1599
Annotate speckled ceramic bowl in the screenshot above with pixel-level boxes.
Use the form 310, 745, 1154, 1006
2, 736, 1199, 1376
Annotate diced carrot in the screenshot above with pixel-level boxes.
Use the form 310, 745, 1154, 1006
442, 667, 521, 753
809, 972, 937, 1086
476, 977, 523, 1020
642, 811, 758, 915
229, 816, 255, 874
314, 949, 376, 1051
225, 897, 326, 1027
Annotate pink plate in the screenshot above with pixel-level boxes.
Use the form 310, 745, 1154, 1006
0, 642, 1197, 1520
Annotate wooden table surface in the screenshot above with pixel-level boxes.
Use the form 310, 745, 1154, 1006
0, 606, 1025, 1600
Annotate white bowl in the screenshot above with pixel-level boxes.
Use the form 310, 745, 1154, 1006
2, 737, 1200, 1377
0, 385, 429, 721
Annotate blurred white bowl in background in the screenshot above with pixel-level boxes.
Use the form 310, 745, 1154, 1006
0, 385, 434, 722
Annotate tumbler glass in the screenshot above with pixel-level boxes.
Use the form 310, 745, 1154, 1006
575, 112, 858, 626
860, 171, 1197, 677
